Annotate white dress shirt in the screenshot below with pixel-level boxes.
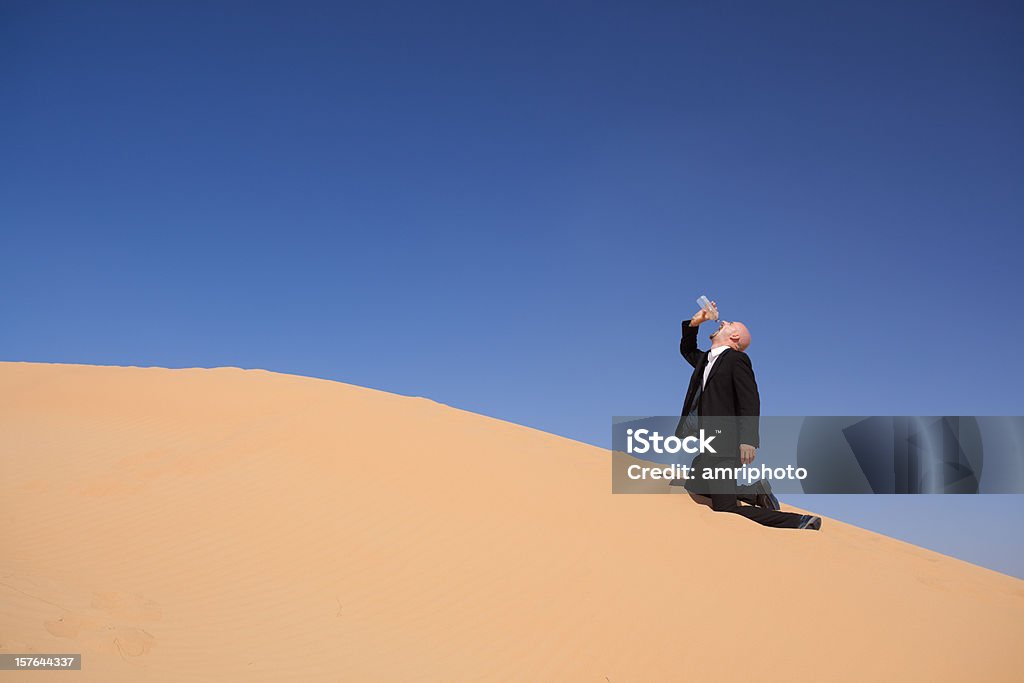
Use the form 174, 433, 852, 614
702, 345, 730, 389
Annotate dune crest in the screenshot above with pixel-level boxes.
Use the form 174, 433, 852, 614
1, 362, 1021, 681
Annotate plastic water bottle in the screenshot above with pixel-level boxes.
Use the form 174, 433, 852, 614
696, 295, 719, 320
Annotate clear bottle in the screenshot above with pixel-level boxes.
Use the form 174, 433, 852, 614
696, 295, 719, 320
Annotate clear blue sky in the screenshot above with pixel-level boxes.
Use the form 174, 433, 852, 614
3, 2, 1022, 576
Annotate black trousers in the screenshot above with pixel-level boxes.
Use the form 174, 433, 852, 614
708, 492, 805, 528
686, 453, 806, 529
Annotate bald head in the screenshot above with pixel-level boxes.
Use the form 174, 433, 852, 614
710, 320, 751, 352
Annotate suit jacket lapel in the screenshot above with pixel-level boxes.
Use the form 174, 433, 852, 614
705, 348, 730, 386
696, 353, 711, 390
685, 354, 710, 411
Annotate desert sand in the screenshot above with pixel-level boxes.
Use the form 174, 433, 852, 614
1, 361, 1021, 681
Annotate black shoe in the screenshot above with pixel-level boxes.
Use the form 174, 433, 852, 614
798, 515, 822, 531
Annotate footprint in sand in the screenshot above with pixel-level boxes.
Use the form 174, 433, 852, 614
43, 592, 160, 659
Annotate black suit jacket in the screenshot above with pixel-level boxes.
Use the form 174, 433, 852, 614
674, 320, 760, 448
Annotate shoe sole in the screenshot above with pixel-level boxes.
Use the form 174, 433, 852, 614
800, 516, 822, 531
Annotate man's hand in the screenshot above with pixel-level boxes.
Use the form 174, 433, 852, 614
690, 300, 718, 326
740, 444, 756, 465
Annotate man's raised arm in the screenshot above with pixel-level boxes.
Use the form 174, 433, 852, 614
680, 301, 716, 368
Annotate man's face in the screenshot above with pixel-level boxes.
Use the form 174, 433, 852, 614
710, 321, 751, 351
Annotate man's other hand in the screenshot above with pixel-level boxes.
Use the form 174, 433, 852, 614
740, 444, 756, 465
690, 300, 718, 326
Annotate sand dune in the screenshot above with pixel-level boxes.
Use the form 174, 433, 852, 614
0, 362, 1021, 681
